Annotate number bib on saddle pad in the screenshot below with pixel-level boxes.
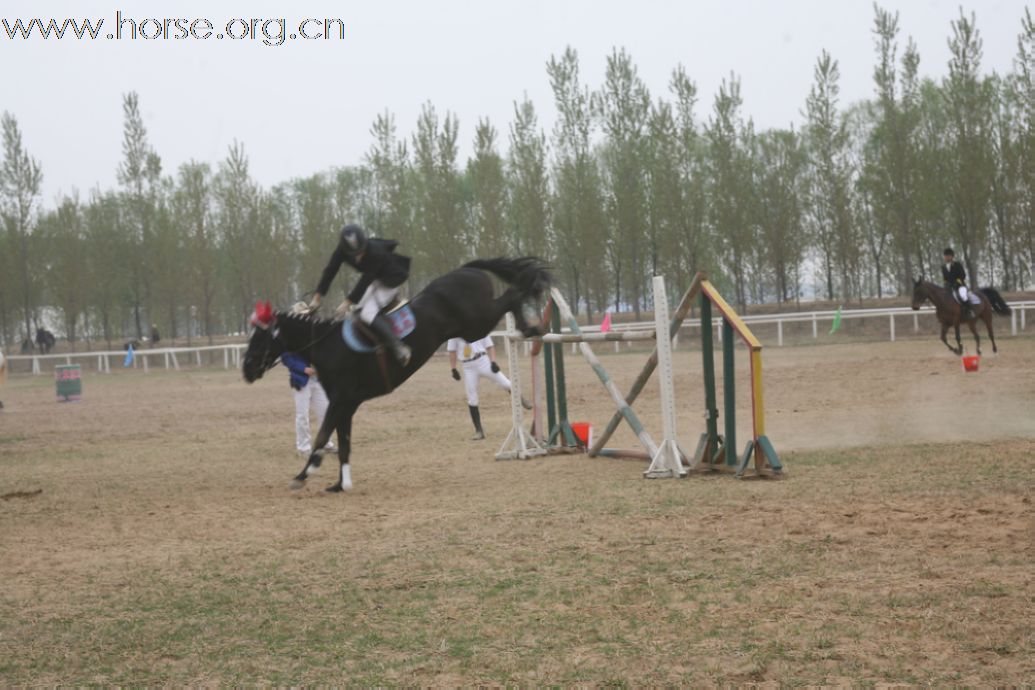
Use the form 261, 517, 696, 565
341, 304, 416, 353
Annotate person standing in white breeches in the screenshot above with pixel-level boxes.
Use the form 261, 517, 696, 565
282, 351, 335, 457
447, 336, 528, 440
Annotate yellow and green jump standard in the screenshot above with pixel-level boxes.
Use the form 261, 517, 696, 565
694, 279, 782, 477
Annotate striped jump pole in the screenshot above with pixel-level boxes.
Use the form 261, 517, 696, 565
496, 312, 547, 461
643, 276, 689, 478
549, 287, 661, 461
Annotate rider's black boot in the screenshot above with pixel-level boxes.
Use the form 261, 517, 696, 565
369, 314, 411, 366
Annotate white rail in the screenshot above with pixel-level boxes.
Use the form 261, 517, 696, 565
496, 299, 1034, 353
4, 300, 1031, 375
6, 344, 248, 375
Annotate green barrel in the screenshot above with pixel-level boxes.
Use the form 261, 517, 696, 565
55, 364, 82, 402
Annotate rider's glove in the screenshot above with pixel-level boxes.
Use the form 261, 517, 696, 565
333, 299, 353, 321
451, 368, 461, 381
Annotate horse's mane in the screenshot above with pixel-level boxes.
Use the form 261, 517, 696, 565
274, 310, 339, 334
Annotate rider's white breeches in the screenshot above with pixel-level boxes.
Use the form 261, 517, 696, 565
358, 280, 399, 324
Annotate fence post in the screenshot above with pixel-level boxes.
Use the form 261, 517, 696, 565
811, 314, 817, 339
889, 314, 896, 342
777, 320, 783, 347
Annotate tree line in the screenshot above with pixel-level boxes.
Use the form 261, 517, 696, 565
1, 5, 1032, 350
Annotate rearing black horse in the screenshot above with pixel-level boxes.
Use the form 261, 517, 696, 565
242, 257, 550, 492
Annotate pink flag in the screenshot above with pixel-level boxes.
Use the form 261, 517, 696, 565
600, 312, 612, 333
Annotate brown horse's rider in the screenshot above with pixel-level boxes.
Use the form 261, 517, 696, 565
941, 247, 973, 321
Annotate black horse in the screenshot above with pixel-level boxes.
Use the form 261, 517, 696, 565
35, 329, 55, 354
911, 279, 1011, 355
242, 257, 550, 492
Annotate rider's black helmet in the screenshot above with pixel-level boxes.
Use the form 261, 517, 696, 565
339, 224, 368, 257
943, 247, 955, 257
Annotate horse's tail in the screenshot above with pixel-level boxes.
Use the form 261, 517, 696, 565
979, 287, 1011, 315
464, 257, 552, 302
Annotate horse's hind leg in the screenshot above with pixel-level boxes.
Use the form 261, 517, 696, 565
326, 407, 356, 493
985, 315, 998, 354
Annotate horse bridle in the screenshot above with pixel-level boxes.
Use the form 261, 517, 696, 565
255, 313, 340, 376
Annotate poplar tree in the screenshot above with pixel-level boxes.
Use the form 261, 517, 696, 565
507, 96, 550, 260
547, 47, 606, 317
116, 92, 162, 340
412, 103, 464, 283
943, 10, 994, 282
804, 52, 857, 300
0, 112, 43, 345
43, 196, 86, 349
596, 48, 651, 315
467, 118, 508, 258
706, 74, 752, 308
173, 162, 217, 342
870, 4, 922, 291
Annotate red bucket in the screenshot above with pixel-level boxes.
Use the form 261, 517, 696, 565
571, 422, 593, 448
961, 354, 980, 373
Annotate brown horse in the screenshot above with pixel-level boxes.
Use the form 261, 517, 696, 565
911, 279, 1011, 355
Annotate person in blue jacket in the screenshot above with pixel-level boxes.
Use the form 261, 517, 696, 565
282, 351, 334, 458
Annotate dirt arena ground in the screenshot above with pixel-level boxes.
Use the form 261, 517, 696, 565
1, 337, 1033, 684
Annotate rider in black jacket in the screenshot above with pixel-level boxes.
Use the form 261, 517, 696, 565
941, 247, 972, 320
307, 224, 412, 365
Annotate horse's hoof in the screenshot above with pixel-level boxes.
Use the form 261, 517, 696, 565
325, 484, 344, 493
290, 479, 306, 491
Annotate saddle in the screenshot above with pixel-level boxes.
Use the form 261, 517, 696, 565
954, 291, 981, 306
341, 300, 416, 353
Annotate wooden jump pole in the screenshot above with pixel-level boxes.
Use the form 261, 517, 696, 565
549, 287, 661, 460
691, 280, 783, 478
643, 276, 689, 478
548, 304, 578, 448
496, 312, 547, 461
588, 272, 704, 457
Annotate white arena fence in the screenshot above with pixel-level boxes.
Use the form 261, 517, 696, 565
5, 300, 1033, 375
7, 344, 248, 375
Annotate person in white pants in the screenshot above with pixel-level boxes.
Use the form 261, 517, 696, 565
282, 351, 335, 457
447, 336, 528, 440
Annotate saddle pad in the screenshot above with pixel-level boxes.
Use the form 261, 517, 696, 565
341, 304, 416, 353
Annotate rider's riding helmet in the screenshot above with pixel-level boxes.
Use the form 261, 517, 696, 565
943, 247, 955, 258
339, 224, 368, 257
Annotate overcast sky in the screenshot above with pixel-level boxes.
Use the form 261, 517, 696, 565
3, 0, 1030, 202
